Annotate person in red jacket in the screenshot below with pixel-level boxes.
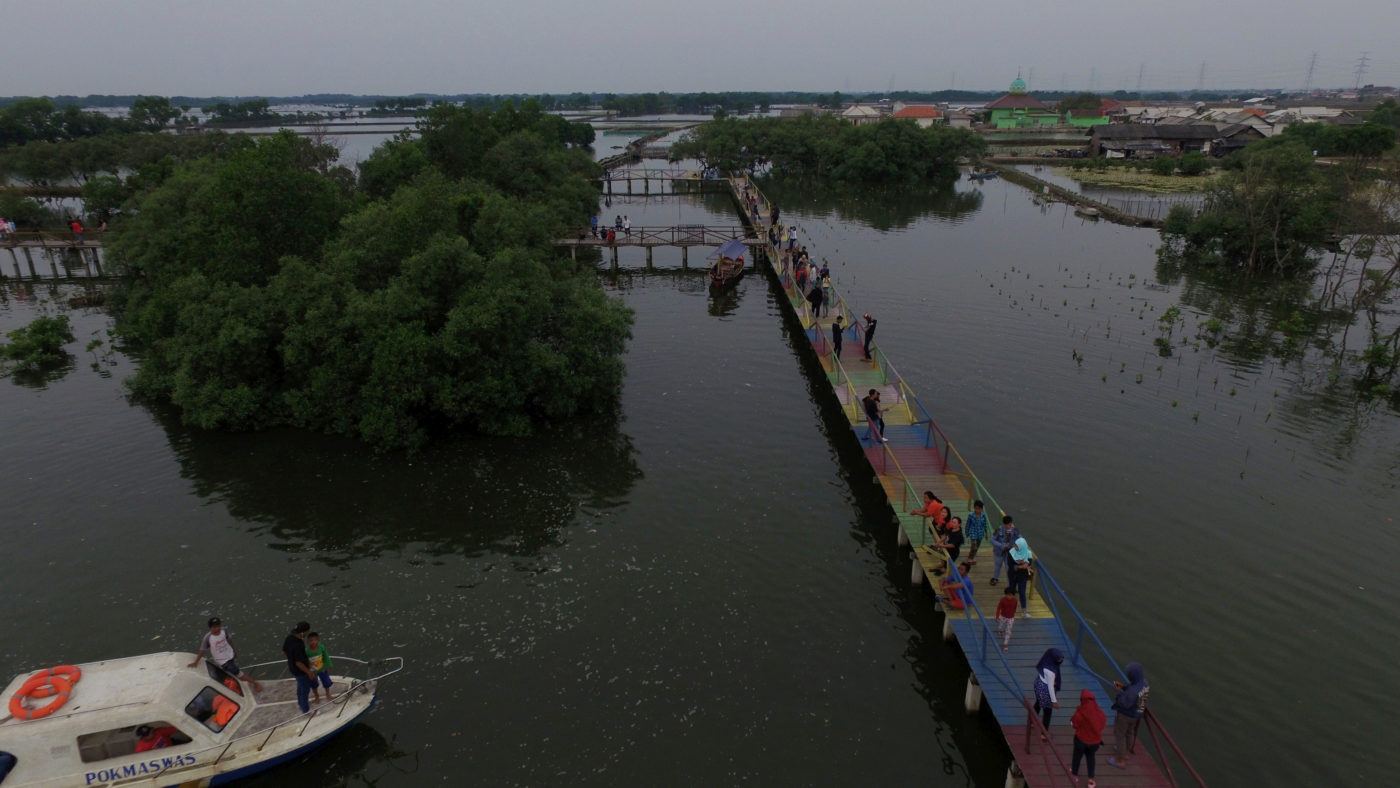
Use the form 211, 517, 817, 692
134, 725, 179, 752
1070, 688, 1107, 787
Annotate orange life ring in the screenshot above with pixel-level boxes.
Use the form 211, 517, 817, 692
9, 673, 73, 720
23, 665, 81, 698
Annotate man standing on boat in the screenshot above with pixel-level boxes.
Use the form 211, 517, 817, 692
282, 621, 317, 713
188, 617, 261, 692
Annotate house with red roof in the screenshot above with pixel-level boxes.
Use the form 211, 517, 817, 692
891, 105, 944, 128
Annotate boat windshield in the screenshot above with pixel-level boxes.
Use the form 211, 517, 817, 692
184, 687, 241, 733
203, 662, 244, 697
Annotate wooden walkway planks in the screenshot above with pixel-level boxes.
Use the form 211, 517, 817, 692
725, 175, 1189, 788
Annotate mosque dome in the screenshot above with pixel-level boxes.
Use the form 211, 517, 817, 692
1009, 77, 1027, 95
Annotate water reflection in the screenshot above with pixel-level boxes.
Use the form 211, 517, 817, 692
239, 724, 418, 788
753, 179, 984, 231
154, 406, 643, 565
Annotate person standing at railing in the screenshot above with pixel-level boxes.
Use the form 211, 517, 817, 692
965, 500, 989, 562
1010, 537, 1035, 617
820, 272, 832, 316
989, 515, 1020, 587
1032, 648, 1065, 737
623, 216, 631, 238
862, 313, 878, 360
1071, 688, 1107, 787
70, 218, 84, 244
862, 389, 887, 443
590, 216, 599, 238
831, 315, 844, 358
932, 516, 965, 576
1107, 663, 1150, 770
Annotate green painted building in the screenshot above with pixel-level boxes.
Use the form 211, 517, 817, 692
985, 77, 1060, 129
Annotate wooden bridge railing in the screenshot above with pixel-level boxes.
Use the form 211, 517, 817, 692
2, 231, 104, 248
576, 225, 753, 246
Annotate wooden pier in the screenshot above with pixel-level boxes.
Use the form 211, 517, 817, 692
597, 167, 728, 195
729, 175, 1204, 788
3, 234, 107, 281
557, 225, 761, 266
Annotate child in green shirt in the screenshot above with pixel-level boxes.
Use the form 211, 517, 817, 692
305, 632, 334, 702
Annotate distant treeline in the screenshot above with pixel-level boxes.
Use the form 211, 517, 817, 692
1, 88, 1282, 114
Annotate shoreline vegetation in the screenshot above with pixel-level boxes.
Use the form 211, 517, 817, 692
1052, 165, 1218, 193
669, 114, 985, 184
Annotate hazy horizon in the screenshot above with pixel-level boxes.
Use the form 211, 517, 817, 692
3, 0, 1397, 96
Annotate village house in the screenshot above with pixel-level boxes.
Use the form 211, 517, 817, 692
840, 103, 883, 126
944, 109, 975, 129
1087, 123, 1263, 159
891, 105, 943, 128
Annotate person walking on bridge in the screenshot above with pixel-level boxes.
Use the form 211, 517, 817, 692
862, 313, 878, 360
831, 315, 844, 358
1032, 648, 1065, 736
861, 389, 887, 443
989, 515, 1020, 586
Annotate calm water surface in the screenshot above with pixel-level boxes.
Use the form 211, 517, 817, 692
2, 173, 1394, 786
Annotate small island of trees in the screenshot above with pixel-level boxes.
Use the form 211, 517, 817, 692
107, 100, 632, 449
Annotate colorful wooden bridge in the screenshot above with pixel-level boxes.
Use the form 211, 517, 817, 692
727, 175, 1206, 788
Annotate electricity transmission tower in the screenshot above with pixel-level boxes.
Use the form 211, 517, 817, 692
1303, 52, 1318, 93
1353, 52, 1370, 90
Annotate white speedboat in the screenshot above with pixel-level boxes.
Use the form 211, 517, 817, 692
0, 652, 402, 787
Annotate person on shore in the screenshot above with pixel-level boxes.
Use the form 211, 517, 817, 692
1107, 663, 1150, 770
832, 315, 843, 358
1010, 537, 1035, 616
187, 617, 261, 692
1032, 648, 1065, 735
282, 621, 317, 713
989, 515, 1020, 586
965, 500, 989, 562
862, 313, 878, 360
862, 388, 886, 443
305, 631, 335, 703
806, 281, 824, 321
995, 586, 1018, 652
1071, 688, 1107, 787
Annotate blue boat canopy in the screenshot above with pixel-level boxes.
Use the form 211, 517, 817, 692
710, 239, 748, 259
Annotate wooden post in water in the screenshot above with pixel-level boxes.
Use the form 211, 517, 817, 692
681, 246, 688, 267
91, 248, 103, 276
911, 552, 925, 586
645, 246, 653, 267
964, 674, 983, 714
8, 248, 19, 277
942, 612, 956, 642
49, 251, 60, 279
1003, 764, 1026, 788
627, 178, 632, 195
896, 517, 910, 547
610, 246, 618, 267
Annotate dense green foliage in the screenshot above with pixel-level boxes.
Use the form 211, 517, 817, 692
0, 98, 171, 148
204, 99, 278, 124
1161, 139, 1341, 273
0, 316, 75, 374
670, 115, 984, 183
1278, 120, 1398, 158
110, 103, 629, 449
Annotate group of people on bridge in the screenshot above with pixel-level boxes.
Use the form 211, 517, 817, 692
740, 172, 1159, 788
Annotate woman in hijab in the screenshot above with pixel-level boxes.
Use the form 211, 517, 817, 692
1009, 537, 1034, 616
1032, 648, 1065, 735
1071, 688, 1107, 787
1108, 662, 1150, 769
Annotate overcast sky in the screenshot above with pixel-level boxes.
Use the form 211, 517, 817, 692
4, 0, 1398, 97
